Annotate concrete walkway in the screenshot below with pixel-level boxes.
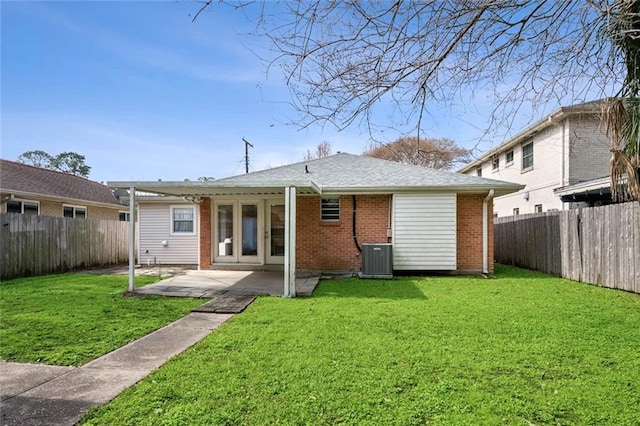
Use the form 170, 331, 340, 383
0, 313, 232, 426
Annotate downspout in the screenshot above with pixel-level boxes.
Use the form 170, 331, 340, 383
352, 195, 362, 253
482, 189, 495, 274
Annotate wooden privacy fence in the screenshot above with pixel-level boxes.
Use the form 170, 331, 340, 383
495, 202, 640, 294
0, 213, 129, 280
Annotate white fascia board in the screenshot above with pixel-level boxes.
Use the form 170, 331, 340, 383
108, 180, 320, 197
319, 185, 524, 197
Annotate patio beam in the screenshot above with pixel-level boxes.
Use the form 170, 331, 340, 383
284, 186, 296, 297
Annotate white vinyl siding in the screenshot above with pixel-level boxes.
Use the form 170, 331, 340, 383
138, 203, 199, 264
392, 193, 456, 270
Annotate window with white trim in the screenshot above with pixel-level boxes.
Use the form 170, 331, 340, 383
63, 205, 86, 219
513, 208, 520, 216
476, 167, 482, 177
321, 198, 340, 221
505, 150, 514, 165
171, 206, 196, 234
6, 199, 39, 215
119, 211, 131, 222
522, 142, 534, 170
534, 204, 543, 213
492, 155, 499, 171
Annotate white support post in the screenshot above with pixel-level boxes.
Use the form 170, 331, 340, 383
482, 189, 494, 275
284, 186, 297, 297
128, 187, 136, 292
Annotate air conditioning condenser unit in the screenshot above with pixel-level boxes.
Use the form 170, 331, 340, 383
361, 243, 393, 279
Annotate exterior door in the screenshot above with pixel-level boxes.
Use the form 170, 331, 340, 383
214, 201, 261, 263
239, 203, 260, 263
266, 202, 285, 264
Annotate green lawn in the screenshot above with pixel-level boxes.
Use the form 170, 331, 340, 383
82, 266, 640, 425
0, 274, 203, 366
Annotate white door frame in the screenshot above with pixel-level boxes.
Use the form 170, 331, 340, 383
213, 199, 263, 264
265, 199, 286, 265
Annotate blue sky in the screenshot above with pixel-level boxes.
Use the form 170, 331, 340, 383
2, 1, 577, 183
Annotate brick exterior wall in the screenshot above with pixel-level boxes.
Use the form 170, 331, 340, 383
296, 195, 390, 271
197, 194, 491, 274
199, 198, 212, 269
456, 194, 493, 273
87, 206, 121, 221
39, 200, 63, 217
567, 114, 611, 184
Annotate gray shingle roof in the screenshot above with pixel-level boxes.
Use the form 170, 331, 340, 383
216, 153, 522, 192
1, 159, 122, 205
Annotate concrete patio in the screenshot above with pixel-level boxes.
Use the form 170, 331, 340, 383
131, 269, 320, 298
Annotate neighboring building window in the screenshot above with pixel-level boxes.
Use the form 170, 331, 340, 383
534, 204, 543, 213
6, 199, 39, 215
119, 211, 130, 222
513, 208, 520, 216
63, 205, 86, 219
492, 156, 499, 171
493, 213, 498, 219
476, 167, 482, 177
171, 206, 195, 234
522, 142, 534, 170
505, 150, 514, 165
321, 198, 340, 221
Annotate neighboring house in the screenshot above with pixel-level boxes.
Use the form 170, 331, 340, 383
0, 159, 126, 220
111, 153, 522, 276
458, 100, 612, 217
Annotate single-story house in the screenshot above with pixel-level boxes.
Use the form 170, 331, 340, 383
110, 154, 522, 293
0, 159, 127, 220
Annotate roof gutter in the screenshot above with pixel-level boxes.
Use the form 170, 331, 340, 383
318, 185, 523, 197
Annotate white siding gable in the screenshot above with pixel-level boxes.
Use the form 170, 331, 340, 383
138, 203, 199, 265
392, 193, 456, 270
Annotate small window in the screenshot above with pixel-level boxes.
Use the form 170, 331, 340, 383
492, 156, 499, 171
534, 204, 543, 213
522, 142, 534, 170
63, 205, 86, 219
506, 150, 514, 165
6, 199, 39, 215
493, 213, 498, 219
171, 206, 195, 234
321, 198, 340, 221
119, 211, 131, 222
476, 167, 482, 177
513, 208, 520, 216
